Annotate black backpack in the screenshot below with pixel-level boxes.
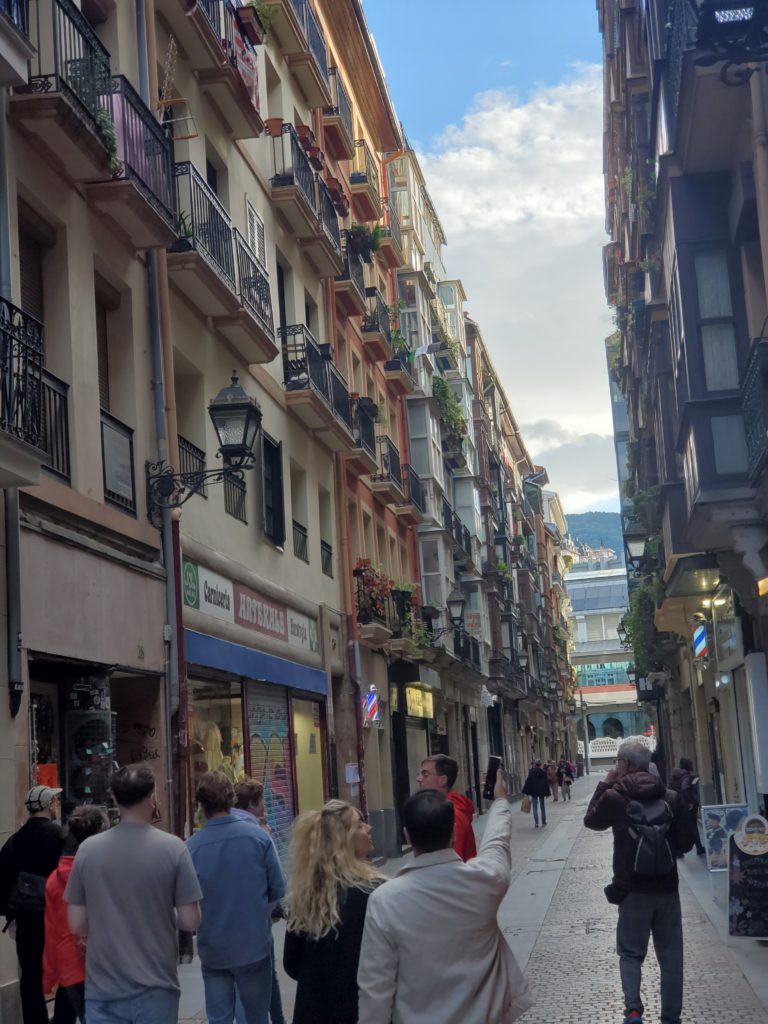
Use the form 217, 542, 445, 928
625, 798, 675, 878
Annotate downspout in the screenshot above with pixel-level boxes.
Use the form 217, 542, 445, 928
0, 85, 23, 718
136, 0, 184, 832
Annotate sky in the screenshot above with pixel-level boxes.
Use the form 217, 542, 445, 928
364, 0, 618, 516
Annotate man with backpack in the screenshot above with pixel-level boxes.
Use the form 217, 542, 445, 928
669, 758, 706, 857
584, 740, 694, 1024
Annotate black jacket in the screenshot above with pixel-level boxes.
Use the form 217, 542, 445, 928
584, 770, 694, 893
522, 767, 551, 799
669, 767, 699, 812
284, 884, 378, 1024
0, 817, 65, 919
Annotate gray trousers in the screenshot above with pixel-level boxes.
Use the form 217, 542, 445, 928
616, 890, 683, 1024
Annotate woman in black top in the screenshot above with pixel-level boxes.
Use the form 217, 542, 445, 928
283, 800, 384, 1024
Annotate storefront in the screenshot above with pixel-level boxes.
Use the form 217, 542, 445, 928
182, 558, 329, 858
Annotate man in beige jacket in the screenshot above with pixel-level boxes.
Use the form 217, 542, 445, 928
357, 773, 533, 1024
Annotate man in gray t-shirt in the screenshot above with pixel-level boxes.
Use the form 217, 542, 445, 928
65, 766, 202, 1024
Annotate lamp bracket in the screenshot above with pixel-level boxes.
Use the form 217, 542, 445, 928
146, 455, 255, 528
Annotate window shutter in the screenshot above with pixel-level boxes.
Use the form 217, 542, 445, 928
19, 229, 44, 323
247, 201, 266, 267
263, 436, 285, 546
95, 301, 110, 411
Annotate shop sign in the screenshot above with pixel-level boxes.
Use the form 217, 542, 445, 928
729, 815, 768, 938
405, 686, 434, 719
287, 609, 319, 654
235, 582, 288, 642
183, 560, 200, 610
198, 566, 235, 623
465, 611, 481, 638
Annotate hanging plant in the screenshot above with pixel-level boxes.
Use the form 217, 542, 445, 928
432, 376, 467, 435
347, 224, 382, 262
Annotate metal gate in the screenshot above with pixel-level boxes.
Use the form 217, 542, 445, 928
244, 681, 295, 863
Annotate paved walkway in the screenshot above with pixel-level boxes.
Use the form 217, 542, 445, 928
179, 774, 768, 1023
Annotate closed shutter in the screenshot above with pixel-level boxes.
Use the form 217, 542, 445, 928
19, 229, 44, 323
95, 301, 110, 411
245, 681, 295, 863
246, 200, 266, 267
263, 435, 285, 546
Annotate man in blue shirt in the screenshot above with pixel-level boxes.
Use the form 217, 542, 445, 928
187, 772, 285, 1024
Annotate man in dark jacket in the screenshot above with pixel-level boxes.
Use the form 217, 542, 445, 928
669, 758, 705, 856
0, 786, 68, 1024
584, 741, 693, 1024
522, 760, 551, 828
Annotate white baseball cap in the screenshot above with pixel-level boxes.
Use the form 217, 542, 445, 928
25, 785, 62, 812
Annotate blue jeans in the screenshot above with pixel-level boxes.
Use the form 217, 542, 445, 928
235, 939, 284, 1024
85, 988, 179, 1024
616, 890, 683, 1024
203, 956, 271, 1024
531, 795, 547, 825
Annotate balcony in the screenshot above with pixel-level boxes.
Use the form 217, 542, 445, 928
742, 339, 768, 483
178, 434, 207, 498
394, 464, 425, 526
100, 410, 135, 515
383, 349, 416, 397
334, 241, 366, 317
453, 631, 481, 671
85, 76, 176, 250
304, 174, 343, 277
321, 538, 333, 577
379, 197, 404, 269
284, 0, 331, 108
323, 68, 354, 161
451, 511, 472, 567
259, 0, 306, 53
11, 0, 114, 181
361, 289, 392, 362
370, 434, 404, 505
441, 430, 467, 470
354, 562, 393, 649
281, 324, 355, 451
293, 519, 309, 562
342, 397, 378, 475
488, 651, 528, 699
0, 0, 35, 86
155, 0, 262, 138
167, 163, 277, 363
0, 299, 44, 486
39, 369, 70, 482
350, 140, 381, 221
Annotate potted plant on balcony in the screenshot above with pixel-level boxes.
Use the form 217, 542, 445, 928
170, 212, 194, 252
308, 146, 325, 171
296, 124, 315, 151
357, 396, 379, 420
347, 224, 382, 263
265, 117, 284, 138
238, 2, 273, 45
353, 558, 393, 625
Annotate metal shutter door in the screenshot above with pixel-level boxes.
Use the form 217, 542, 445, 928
245, 681, 295, 862
19, 229, 44, 322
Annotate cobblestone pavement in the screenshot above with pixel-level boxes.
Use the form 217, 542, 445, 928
179, 776, 768, 1022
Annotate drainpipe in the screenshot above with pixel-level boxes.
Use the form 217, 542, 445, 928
0, 84, 23, 719
136, 0, 184, 832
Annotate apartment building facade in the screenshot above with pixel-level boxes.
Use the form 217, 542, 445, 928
599, 0, 768, 809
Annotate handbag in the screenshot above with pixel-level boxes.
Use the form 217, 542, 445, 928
8, 872, 47, 913
521, 796, 532, 814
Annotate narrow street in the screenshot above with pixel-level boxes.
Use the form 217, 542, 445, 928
179, 774, 768, 1024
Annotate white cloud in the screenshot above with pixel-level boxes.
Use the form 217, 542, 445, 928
417, 65, 616, 512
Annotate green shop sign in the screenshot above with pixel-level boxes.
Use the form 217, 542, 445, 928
182, 559, 200, 609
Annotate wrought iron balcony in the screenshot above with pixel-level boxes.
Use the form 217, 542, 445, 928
371, 434, 403, 502
1, 0, 27, 35
335, 240, 366, 316
441, 493, 453, 534
453, 631, 481, 670
316, 174, 342, 260
303, 1, 329, 85
271, 123, 317, 217
350, 139, 382, 220
321, 538, 333, 577
353, 561, 394, 647
379, 196, 404, 268
350, 397, 377, 470
178, 434, 207, 498
0, 0, 34, 88
383, 348, 417, 396
172, 161, 236, 289
362, 289, 392, 361
233, 228, 274, 341
395, 464, 425, 526
39, 368, 69, 482
323, 67, 354, 160
293, 519, 309, 562
281, 324, 355, 450
742, 339, 768, 482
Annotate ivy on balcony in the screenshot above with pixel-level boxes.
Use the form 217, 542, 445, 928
432, 376, 467, 435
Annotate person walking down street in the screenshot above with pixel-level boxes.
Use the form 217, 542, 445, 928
416, 755, 477, 860
65, 766, 203, 1024
547, 761, 559, 802
584, 740, 694, 1024
558, 760, 574, 802
231, 779, 286, 1024
283, 800, 383, 1024
43, 806, 108, 1023
522, 760, 551, 828
0, 785, 68, 1024
358, 773, 533, 1024
187, 772, 284, 1024
669, 758, 705, 857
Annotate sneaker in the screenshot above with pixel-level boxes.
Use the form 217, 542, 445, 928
534, 823, 539, 828
542, 821, 547, 828
624, 1011, 643, 1024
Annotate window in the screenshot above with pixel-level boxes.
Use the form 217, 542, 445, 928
694, 249, 739, 393
246, 201, 266, 267
262, 434, 285, 545
711, 416, 748, 476
19, 227, 44, 322
95, 301, 110, 411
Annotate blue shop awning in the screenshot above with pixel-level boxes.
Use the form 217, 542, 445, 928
185, 630, 328, 696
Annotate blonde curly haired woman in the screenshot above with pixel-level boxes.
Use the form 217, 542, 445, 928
283, 800, 384, 1024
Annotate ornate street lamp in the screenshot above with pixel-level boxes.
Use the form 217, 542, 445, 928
147, 372, 262, 522
624, 519, 647, 567
446, 587, 466, 630
617, 619, 632, 650
695, 1, 768, 83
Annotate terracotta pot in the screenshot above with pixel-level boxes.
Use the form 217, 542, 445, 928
236, 6, 265, 46
296, 124, 314, 150
265, 117, 283, 138
308, 146, 325, 171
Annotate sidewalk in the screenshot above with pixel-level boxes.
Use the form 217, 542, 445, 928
179, 774, 768, 1022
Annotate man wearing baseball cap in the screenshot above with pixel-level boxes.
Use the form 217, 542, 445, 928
0, 785, 66, 1023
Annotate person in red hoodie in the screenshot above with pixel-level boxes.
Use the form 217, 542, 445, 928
416, 756, 477, 860
44, 806, 108, 1022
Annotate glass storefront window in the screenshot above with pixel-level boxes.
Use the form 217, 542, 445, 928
188, 680, 245, 817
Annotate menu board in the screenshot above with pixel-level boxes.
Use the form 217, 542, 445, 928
701, 803, 748, 871
728, 815, 768, 939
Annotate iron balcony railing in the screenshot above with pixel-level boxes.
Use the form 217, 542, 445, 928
353, 563, 393, 627
742, 339, 768, 482
224, 473, 247, 522
199, 0, 257, 71
303, 0, 329, 85
351, 139, 380, 196
453, 631, 481, 670
0, 298, 43, 453
21, 0, 112, 133
384, 349, 416, 384
353, 399, 376, 460
178, 434, 207, 497
233, 228, 274, 340
293, 519, 309, 562
374, 434, 402, 490
328, 359, 353, 432
325, 68, 353, 141
1, 0, 28, 35
316, 175, 342, 258
173, 162, 236, 289
109, 75, 175, 229
441, 493, 453, 533
281, 324, 353, 432
363, 289, 391, 345
338, 239, 365, 300
401, 464, 425, 512
40, 369, 69, 480
321, 539, 333, 577
100, 410, 135, 514
271, 123, 316, 213
665, 0, 698, 151
381, 195, 402, 254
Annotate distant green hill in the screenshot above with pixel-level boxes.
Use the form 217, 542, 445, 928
566, 512, 623, 556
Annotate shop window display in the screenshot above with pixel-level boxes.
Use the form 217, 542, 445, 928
189, 681, 246, 824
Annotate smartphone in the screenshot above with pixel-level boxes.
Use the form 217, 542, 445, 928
482, 755, 502, 801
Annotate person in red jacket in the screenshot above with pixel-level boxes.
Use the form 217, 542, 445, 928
44, 806, 108, 1021
416, 756, 477, 860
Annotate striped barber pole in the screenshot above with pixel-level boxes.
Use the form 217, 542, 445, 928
693, 624, 708, 659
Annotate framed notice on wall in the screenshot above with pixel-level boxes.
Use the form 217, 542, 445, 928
728, 815, 768, 938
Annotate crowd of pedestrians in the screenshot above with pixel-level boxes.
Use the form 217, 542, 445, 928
0, 745, 704, 1024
